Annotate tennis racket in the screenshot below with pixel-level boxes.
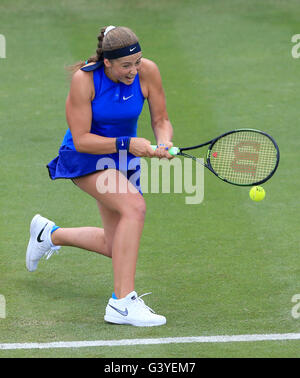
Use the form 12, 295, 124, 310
151, 128, 280, 186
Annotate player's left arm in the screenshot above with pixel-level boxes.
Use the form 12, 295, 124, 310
142, 59, 174, 158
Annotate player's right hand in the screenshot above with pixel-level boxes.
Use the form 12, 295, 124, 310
129, 137, 155, 157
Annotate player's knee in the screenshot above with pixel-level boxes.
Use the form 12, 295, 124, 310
135, 201, 146, 221
131, 201, 146, 222
122, 199, 146, 222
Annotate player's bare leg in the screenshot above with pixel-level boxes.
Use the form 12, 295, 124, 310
51, 226, 112, 257
73, 169, 145, 299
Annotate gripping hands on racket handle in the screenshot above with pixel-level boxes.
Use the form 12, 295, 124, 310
151, 145, 180, 156
129, 138, 177, 158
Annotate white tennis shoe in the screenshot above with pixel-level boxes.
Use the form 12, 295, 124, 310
104, 291, 166, 327
26, 214, 61, 272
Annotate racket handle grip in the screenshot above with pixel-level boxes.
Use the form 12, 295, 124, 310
150, 145, 180, 156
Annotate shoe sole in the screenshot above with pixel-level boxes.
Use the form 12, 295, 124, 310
25, 214, 42, 272
104, 314, 166, 327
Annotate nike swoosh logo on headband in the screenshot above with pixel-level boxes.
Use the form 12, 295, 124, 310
130, 47, 136, 52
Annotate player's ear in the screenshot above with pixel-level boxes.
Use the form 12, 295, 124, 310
103, 58, 112, 68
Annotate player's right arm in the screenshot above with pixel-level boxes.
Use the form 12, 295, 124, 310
66, 70, 117, 154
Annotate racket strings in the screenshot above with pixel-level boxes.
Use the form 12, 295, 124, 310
208, 131, 278, 185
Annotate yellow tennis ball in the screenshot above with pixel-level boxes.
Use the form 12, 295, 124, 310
249, 186, 266, 201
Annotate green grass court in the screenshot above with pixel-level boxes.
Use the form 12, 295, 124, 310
0, 0, 300, 358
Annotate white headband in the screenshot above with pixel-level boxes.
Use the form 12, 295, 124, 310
104, 25, 116, 36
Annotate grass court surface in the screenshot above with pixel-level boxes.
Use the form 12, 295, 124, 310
0, 0, 300, 358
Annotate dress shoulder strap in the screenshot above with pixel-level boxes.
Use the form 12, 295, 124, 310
80, 61, 104, 72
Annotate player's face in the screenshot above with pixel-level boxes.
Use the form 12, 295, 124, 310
104, 52, 142, 85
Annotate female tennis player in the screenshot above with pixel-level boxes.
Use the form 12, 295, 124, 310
26, 26, 173, 327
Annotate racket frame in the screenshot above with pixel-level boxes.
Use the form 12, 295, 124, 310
176, 128, 280, 186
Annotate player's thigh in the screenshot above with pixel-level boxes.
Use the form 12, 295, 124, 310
73, 169, 146, 218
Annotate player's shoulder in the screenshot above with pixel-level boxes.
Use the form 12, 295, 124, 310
70, 64, 95, 90
69, 65, 94, 100
140, 58, 161, 79
141, 58, 159, 70
71, 65, 94, 84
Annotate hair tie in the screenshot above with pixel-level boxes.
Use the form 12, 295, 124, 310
104, 25, 116, 36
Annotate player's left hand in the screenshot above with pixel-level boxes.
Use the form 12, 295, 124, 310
154, 141, 174, 159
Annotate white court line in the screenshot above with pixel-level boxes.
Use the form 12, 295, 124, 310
1, 333, 300, 350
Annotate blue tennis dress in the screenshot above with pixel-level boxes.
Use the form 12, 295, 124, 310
47, 62, 145, 191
